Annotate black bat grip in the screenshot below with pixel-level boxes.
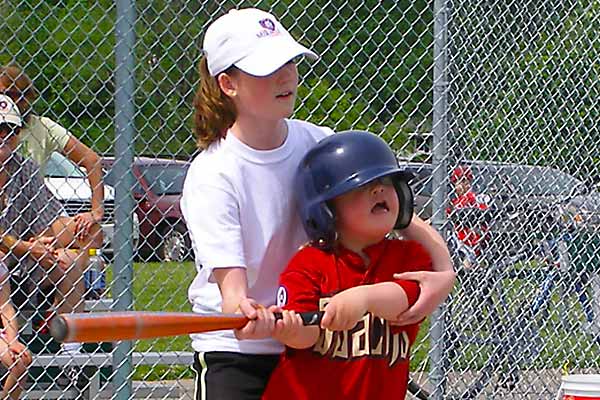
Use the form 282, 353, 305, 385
274, 311, 323, 326
407, 380, 431, 400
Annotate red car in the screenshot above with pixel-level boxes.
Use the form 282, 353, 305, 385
103, 156, 191, 262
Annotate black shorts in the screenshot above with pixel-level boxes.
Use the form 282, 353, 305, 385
192, 351, 279, 400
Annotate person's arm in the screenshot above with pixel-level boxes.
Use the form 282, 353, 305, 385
271, 249, 324, 348
0, 269, 33, 375
0, 230, 19, 255
400, 215, 452, 271
212, 267, 275, 340
0, 274, 19, 343
0, 230, 57, 268
63, 136, 104, 237
320, 282, 411, 331
392, 215, 456, 325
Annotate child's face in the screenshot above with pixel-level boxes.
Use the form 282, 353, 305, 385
331, 176, 399, 247
454, 178, 471, 196
221, 61, 298, 121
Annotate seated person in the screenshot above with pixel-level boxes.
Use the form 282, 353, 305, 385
0, 64, 104, 241
0, 94, 97, 356
0, 261, 32, 400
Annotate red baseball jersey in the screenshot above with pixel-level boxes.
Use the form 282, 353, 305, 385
262, 239, 432, 400
448, 191, 489, 248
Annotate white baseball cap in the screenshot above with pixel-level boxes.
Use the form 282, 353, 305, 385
203, 8, 318, 77
0, 94, 22, 127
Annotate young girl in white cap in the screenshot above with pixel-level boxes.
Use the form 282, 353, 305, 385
181, 8, 454, 399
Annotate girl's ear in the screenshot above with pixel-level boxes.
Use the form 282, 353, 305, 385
217, 72, 237, 98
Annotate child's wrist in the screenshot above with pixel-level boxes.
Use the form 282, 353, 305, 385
361, 285, 375, 311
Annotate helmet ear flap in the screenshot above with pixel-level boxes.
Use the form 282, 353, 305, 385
393, 179, 414, 229
304, 202, 336, 247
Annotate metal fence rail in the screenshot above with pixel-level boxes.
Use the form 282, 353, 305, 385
0, 0, 598, 398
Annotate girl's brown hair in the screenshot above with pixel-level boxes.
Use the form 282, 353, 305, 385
192, 56, 237, 150
0, 64, 38, 123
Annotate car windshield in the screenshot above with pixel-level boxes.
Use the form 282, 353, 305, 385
140, 164, 189, 195
45, 152, 86, 178
407, 163, 586, 198
473, 164, 585, 197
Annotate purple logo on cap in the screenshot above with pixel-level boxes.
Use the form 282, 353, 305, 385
259, 18, 276, 31
0, 100, 7, 111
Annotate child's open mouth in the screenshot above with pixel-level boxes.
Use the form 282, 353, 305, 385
276, 91, 293, 99
371, 201, 389, 214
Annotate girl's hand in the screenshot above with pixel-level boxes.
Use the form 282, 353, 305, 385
234, 298, 276, 340
321, 286, 369, 331
74, 212, 97, 241
26, 238, 57, 269
31, 235, 56, 248
391, 270, 456, 325
272, 308, 304, 343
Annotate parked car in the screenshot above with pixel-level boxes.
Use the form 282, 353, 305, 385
400, 160, 600, 255
44, 151, 140, 259
102, 156, 191, 262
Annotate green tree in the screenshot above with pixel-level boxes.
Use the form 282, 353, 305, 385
450, 1, 599, 180
1, 0, 433, 158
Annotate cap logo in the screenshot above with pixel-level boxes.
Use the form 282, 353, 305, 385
259, 18, 276, 31
0, 100, 8, 111
256, 18, 279, 38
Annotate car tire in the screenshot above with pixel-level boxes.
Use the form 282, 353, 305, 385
159, 223, 191, 262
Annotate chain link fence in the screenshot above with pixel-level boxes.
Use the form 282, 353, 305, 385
0, 0, 598, 398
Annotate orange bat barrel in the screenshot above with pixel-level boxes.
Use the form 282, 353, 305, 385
50, 311, 324, 343
50, 312, 248, 343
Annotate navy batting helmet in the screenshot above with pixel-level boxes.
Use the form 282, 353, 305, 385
295, 130, 414, 246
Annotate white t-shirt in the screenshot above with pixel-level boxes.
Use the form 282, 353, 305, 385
181, 119, 333, 354
19, 115, 72, 173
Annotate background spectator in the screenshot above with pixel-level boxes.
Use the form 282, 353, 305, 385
0, 94, 88, 357
0, 64, 104, 243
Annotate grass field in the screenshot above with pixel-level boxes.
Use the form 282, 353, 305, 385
108, 261, 197, 380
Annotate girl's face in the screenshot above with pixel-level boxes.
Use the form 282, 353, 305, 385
331, 176, 400, 249
220, 61, 299, 121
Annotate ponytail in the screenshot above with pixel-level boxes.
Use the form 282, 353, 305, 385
193, 56, 237, 150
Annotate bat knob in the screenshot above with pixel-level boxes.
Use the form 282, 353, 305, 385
49, 315, 68, 343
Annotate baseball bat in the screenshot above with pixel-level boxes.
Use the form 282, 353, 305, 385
50, 311, 323, 343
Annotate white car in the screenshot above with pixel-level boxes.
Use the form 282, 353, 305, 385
43, 152, 139, 259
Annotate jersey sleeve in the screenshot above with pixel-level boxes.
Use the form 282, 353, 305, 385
392, 280, 421, 307
180, 178, 245, 276
388, 240, 433, 321
276, 249, 323, 312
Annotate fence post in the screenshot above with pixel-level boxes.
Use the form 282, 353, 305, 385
430, 0, 450, 398
113, 0, 137, 398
